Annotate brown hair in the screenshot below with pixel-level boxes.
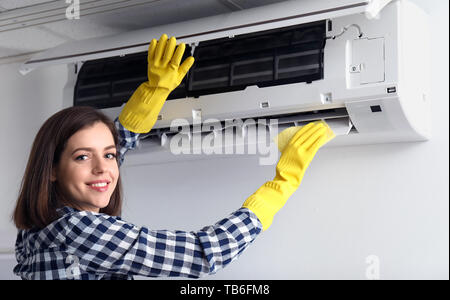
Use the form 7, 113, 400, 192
13, 106, 123, 230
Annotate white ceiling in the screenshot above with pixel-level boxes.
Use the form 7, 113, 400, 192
0, 0, 291, 63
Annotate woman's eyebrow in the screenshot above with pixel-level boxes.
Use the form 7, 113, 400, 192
71, 145, 116, 155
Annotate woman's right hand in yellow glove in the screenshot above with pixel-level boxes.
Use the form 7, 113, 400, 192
146, 34, 195, 91
119, 34, 195, 133
242, 121, 335, 231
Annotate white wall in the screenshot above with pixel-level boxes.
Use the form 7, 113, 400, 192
0, 0, 447, 280
0, 62, 68, 279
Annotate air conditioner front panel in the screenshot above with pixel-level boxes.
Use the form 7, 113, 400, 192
58, 0, 429, 158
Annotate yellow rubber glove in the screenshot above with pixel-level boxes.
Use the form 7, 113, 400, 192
119, 34, 195, 133
242, 121, 335, 231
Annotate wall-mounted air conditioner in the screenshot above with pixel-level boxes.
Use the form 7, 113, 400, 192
21, 0, 431, 165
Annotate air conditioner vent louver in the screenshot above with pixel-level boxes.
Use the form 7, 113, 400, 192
140, 107, 349, 141
74, 21, 326, 109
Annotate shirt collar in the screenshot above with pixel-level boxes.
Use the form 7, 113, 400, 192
56, 206, 122, 220
56, 206, 79, 215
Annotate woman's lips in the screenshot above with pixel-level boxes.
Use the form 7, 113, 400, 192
87, 182, 110, 192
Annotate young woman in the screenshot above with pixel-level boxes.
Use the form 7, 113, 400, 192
12, 35, 334, 280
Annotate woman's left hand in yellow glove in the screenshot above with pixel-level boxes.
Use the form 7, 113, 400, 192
119, 34, 195, 133
242, 121, 335, 231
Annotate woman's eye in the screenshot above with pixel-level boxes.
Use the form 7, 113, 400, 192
75, 154, 88, 161
106, 153, 117, 159
75, 153, 116, 161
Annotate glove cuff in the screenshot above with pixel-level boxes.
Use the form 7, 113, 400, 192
119, 83, 170, 133
242, 180, 295, 231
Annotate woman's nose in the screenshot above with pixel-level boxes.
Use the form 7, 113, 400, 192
92, 156, 108, 173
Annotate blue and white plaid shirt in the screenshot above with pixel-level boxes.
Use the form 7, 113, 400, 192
14, 117, 262, 280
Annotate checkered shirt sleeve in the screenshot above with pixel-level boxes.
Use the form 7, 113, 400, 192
60, 207, 262, 278
114, 117, 140, 166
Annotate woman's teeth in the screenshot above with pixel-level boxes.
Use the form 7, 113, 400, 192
90, 183, 108, 187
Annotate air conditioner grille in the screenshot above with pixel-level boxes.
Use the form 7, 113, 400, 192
74, 20, 326, 109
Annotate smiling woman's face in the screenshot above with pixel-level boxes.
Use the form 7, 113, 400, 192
51, 121, 119, 212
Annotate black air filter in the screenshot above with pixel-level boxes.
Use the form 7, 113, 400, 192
189, 20, 326, 97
